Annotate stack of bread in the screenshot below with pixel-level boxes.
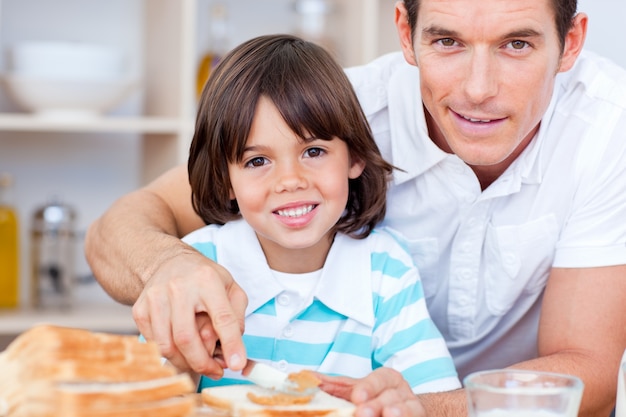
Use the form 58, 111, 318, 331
0, 324, 195, 417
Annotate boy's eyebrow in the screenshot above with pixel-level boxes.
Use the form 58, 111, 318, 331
422, 26, 543, 40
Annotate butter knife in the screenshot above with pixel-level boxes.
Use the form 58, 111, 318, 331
242, 360, 319, 397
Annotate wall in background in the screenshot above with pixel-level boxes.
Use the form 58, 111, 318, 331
578, 0, 626, 68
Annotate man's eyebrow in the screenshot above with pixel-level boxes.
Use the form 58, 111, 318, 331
502, 29, 543, 39
422, 25, 543, 41
422, 26, 459, 38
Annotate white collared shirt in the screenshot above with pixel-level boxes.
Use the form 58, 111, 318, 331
346, 50, 626, 379
184, 220, 460, 393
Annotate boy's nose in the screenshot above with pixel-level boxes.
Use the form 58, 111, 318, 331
274, 165, 308, 192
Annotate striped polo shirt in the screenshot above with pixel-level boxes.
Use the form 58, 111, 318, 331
182, 219, 460, 394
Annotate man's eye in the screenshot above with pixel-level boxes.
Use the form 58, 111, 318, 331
245, 157, 267, 168
509, 40, 528, 50
438, 38, 456, 47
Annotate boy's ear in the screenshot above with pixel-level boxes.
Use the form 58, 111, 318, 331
348, 157, 366, 179
558, 13, 588, 73
395, 1, 418, 67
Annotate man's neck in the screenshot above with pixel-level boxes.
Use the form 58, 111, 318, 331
425, 111, 539, 191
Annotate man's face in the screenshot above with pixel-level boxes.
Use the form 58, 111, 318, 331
405, 0, 576, 170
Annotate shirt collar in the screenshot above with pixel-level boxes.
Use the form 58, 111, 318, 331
216, 220, 284, 316
312, 233, 374, 326
387, 63, 450, 185
215, 220, 374, 326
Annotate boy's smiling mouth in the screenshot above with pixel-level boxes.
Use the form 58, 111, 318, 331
275, 204, 317, 218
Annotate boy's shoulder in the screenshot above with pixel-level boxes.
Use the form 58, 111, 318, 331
356, 226, 416, 266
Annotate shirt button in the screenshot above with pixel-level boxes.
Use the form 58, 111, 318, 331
458, 296, 469, 306
283, 326, 294, 338
278, 294, 290, 306
277, 360, 288, 371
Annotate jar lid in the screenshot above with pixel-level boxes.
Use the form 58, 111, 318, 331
33, 200, 76, 229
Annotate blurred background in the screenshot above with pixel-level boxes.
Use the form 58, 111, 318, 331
0, 0, 623, 316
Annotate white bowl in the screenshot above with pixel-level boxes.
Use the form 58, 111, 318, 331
9, 41, 125, 80
2, 73, 138, 119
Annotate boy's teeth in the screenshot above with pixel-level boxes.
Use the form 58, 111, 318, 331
277, 205, 314, 218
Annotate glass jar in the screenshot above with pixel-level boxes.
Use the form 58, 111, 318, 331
30, 199, 77, 309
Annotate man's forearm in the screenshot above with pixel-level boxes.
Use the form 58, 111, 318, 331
419, 388, 467, 417
420, 352, 617, 417
84, 190, 183, 305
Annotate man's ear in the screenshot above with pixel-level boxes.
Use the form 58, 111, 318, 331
558, 13, 588, 73
395, 1, 418, 66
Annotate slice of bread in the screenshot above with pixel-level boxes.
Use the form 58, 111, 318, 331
9, 375, 195, 417
201, 385, 356, 417
0, 325, 195, 417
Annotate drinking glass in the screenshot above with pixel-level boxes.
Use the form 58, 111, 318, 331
464, 369, 584, 417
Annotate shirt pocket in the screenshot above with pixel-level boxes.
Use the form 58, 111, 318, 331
403, 237, 440, 300
484, 215, 559, 316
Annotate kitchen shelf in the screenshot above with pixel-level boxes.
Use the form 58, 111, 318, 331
0, 113, 193, 134
0, 0, 398, 314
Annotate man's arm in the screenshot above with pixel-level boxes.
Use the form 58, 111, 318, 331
85, 164, 203, 303
84, 165, 248, 376
324, 265, 626, 417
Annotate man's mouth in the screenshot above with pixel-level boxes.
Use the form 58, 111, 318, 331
275, 204, 316, 218
461, 114, 494, 123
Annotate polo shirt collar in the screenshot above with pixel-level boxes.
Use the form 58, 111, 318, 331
216, 220, 374, 326
216, 220, 284, 317
313, 233, 375, 327
387, 63, 450, 185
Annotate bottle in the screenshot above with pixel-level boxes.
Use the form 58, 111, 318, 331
0, 173, 19, 308
196, 2, 230, 98
31, 198, 77, 310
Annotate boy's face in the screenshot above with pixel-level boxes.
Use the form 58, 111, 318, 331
397, 0, 585, 175
228, 96, 364, 271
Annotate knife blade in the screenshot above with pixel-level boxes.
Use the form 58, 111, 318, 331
242, 360, 319, 397
213, 342, 318, 396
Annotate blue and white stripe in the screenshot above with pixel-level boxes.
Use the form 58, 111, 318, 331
182, 220, 460, 393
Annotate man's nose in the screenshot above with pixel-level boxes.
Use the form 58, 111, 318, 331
463, 50, 498, 104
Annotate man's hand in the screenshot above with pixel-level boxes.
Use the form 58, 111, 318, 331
132, 245, 248, 378
317, 368, 426, 417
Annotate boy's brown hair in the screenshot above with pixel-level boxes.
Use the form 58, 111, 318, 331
188, 34, 393, 239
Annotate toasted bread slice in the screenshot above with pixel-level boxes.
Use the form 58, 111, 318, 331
201, 385, 355, 417
0, 325, 195, 417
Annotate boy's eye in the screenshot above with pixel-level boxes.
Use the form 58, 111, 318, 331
245, 157, 267, 168
305, 147, 324, 158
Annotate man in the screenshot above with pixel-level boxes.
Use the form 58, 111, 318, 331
85, 0, 626, 416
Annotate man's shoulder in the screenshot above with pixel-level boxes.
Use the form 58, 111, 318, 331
359, 227, 416, 266
344, 51, 409, 114
558, 50, 626, 107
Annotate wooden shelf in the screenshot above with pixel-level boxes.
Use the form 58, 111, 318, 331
0, 113, 193, 134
